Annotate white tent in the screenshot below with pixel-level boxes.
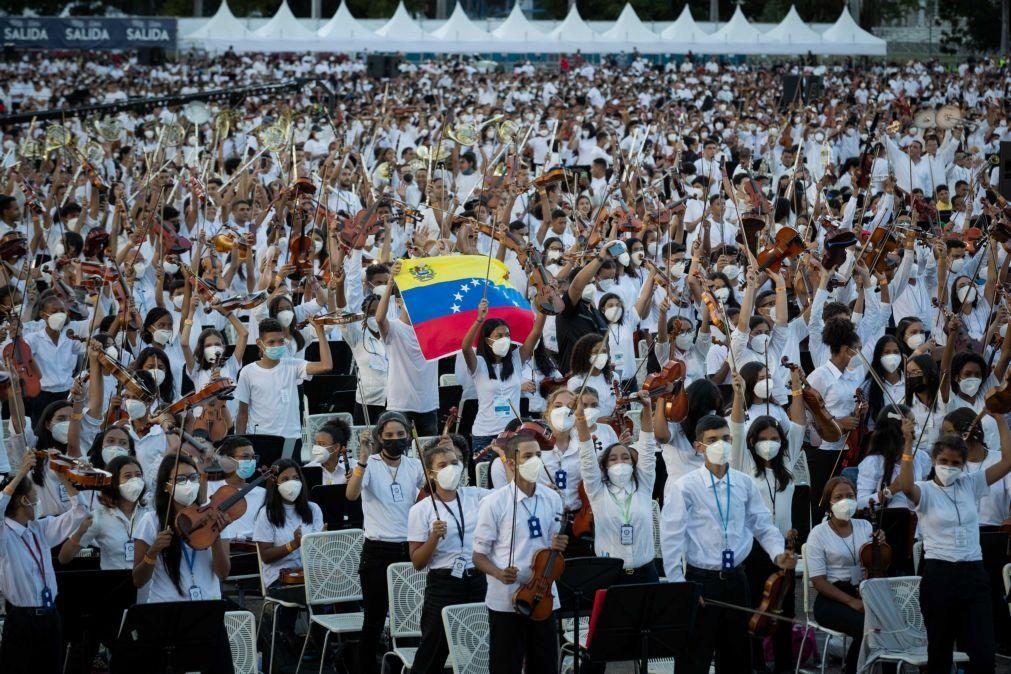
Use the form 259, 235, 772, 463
660, 5, 711, 42
761, 6, 821, 44
492, 2, 545, 42
431, 3, 489, 42
821, 6, 887, 54
548, 4, 596, 43
318, 1, 370, 39
600, 4, 657, 43
186, 0, 249, 39
375, 1, 426, 40
708, 6, 762, 49
253, 0, 317, 39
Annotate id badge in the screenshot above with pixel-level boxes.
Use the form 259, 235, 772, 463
546, 332, 558, 351
493, 396, 512, 418
613, 351, 626, 368
188, 585, 203, 601
849, 565, 863, 586
124, 541, 135, 563
554, 469, 567, 490
451, 556, 467, 579
620, 524, 634, 546
527, 515, 543, 539
721, 549, 735, 572
954, 526, 968, 548
391, 483, 404, 503
41, 586, 54, 609
368, 353, 388, 373
58, 483, 69, 503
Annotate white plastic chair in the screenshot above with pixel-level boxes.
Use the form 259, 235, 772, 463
800, 543, 851, 674
224, 610, 258, 674
256, 543, 305, 674
382, 562, 427, 673
439, 373, 458, 387
296, 530, 367, 674
302, 412, 356, 458
441, 602, 490, 674
1004, 563, 1011, 618
912, 540, 923, 575
476, 461, 491, 489
651, 499, 664, 580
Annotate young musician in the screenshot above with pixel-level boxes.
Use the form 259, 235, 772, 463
23, 293, 85, 423
0, 452, 91, 673
806, 477, 874, 674
408, 442, 491, 673
305, 419, 352, 486
473, 428, 568, 674
208, 435, 265, 542
660, 413, 794, 674
345, 411, 426, 674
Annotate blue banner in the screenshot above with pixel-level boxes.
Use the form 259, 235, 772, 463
0, 17, 176, 50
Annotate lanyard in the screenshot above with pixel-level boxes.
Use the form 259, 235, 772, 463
520, 493, 539, 521
436, 493, 466, 547
607, 487, 634, 525
181, 543, 198, 582
937, 481, 962, 526
384, 461, 400, 486
16, 528, 48, 589
708, 469, 731, 538
762, 473, 777, 518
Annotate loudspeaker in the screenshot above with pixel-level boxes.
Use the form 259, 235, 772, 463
137, 47, 165, 66
779, 75, 824, 108
999, 141, 1011, 201
366, 54, 401, 80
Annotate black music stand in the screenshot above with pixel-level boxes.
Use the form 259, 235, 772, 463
302, 465, 323, 491
310, 483, 363, 530
112, 600, 229, 674
248, 433, 286, 468
587, 582, 700, 673
555, 557, 624, 674
57, 569, 135, 673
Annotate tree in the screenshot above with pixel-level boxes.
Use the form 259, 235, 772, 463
938, 0, 1002, 52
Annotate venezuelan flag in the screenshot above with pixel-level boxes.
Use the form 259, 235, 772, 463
395, 255, 534, 361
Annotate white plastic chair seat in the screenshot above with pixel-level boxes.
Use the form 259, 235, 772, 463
476, 461, 491, 488
440, 373, 458, 386
392, 646, 417, 668
873, 650, 969, 667
224, 610, 257, 674
310, 612, 365, 634
1004, 563, 1011, 616
560, 616, 590, 647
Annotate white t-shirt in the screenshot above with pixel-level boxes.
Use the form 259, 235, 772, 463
134, 511, 221, 603
384, 320, 439, 413
80, 503, 149, 571
915, 470, 990, 563
805, 518, 873, 584
234, 359, 311, 439
252, 501, 324, 587
407, 487, 492, 571
471, 352, 523, 437
207, 480, 266, 541
359, 454, 426, 541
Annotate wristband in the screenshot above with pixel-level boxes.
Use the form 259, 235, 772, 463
791, 389, 803, 396
901, 454, 914, 462
285, 542, 293, 553
70, 413, 83, 421
142, 555, 157, 566
69, 536, 80, 546
183, 319, 193, 326
353, 467, 365, 478
357, 461, 368, 468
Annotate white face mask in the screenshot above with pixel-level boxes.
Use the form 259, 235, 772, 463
134, 262, 147, 277
880, 354, 902, 373
50, 420, 70, 444
670, 261, 687, 278
630, 251, 644, 266
752, 378, 773, 400
722, 264, 740, 280
148, 368, 166, 387
436, 463, 463, 490
617, 252, 631, 267
371, 284, 387, 298
277, 309, 295, 327
590, 353, 609, 371
604, 306, 622, 323
517, 455, 544, 482
547, 249, 563, 262
152, 329, 172, 346
713, 287, 730, 303
278, 480, 303, 502
550, 406, 575, 432
646, 242, 657, 256
163, 261, 179, 275
949, 257, 965, 273
755, 439, 781, 461
47, 312, 68, 332
204, 345, 224, 362
489, 336, 511, 357
675, 333, 694, 351
124, 398, 148, 421
831, 497, 857, 521
104, 345, 119, 361
119, 477, 145, 502
102, 446, 129, 464
607, 463, 634, 489
583, 406, 601, 427
750, 333, 770, 353
581, 284, 596, 302
959, 377, 982, 397
310, 444, 332, 463
704, 439, 731, 465
934, 464, 962, 487
956, 284, 977, 304
905, 333, 926, 350
172, 295, 184, 310
598, 278, 617, 292
366, 316, 380, 333
171, 480, 199, 507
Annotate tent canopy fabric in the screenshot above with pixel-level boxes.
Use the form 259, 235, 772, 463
491, 2, 545, 41
187, 0, 248, 39
660, 5, 710, 41
430, 3, 489, 41
547, 5, 596, 42
318, 1, 370, 39
761, 5, 822, 44
254, 0, 317, 39
709, 6, 762, 43
600, 4, 656, 43
375, 0, 426, 39
822, 6, 887, 50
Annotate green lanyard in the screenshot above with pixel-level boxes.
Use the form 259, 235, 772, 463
607, 487, 634, 525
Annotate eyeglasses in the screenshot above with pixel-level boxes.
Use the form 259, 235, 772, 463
235, 454, 258, 462
172, 474, 201, 485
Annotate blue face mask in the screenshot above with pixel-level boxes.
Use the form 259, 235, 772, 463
236, 459, 257, 480
263, 344, 287, 361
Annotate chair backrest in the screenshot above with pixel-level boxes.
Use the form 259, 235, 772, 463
440, 373, 458, 387
414, 436, 440, 458
254, 542, 269, 598
794, 451, 813, 487
476, 461, 491, 489
301, 530, 364, 608
224, 610, 257, 674
441, 602, 490, 674
387, 562, 427, 641
1003, 563, 1011, 617
347, 424, 371, 464
303, 412, 356, 457
862, 575, 924, 632
651, 499, 662, 561
800, 543, 813, 615
912, 540, 923, 575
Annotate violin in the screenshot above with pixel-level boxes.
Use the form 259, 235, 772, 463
756, 227, 804, 274
748, 530, 797, 638
338, 201, 383, 252
608, 379, 634, 438
858, 498, 893, 579
639, 359, 689, 423
538, 375, 570, 399
513, 509, 574, 621
860, 227, 900, 275
36, 450, 112, 490
841, 389, 868, 469
0, 232, 28, 263
571, 481, 594, 541
213, 290, 268, 312
3, 329, 42, 398
295, 311, 365, 331
525, 246, 565, 316
780, 359, 843, 443
174, 466, 277, 550
151, 219, 192, 255
162, 378, 236, 418
475, 420, 555, 462
530, 167, 570, 189
83, 228, 110, 260
822, 230, 859, 273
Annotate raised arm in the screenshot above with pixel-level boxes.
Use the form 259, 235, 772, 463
897, 417, 920, 505
461, 299, 488, 374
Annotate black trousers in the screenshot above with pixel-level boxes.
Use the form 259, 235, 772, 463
979, 525, 1011, 653
412, 569, 487, 674
487, 608, 559, 674
611, 562, 660, 586
812, 583, 862, 674
28, 389, 70, 427
682, 566, 751, 674
0, 603, 62, 674
744, 543, 795, 672
357, 539, 410, 674
267, 582, 305, 633
805, 447, 842, 520
353, 402, 386, 426
920, 559, 995, 674
391, 409, 438, 436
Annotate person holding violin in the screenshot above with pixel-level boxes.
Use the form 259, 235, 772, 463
132, 345, 175, 406
335, 292, 389, 425
806, 476, 874, 674
555, 246, 610, 375
737, 362, 790, 433
305, 420, 353, 486
0, 451, 92, 673
253, 458, 324, 651
565, 334, 617, 417
939, 332, 1006, 450
598, 284, 654, 393
140, 307, 184, 400
29, 399, 81, 516
23, 292, 87, 424
473, 428, 567, 674
902, 353, 945, 455
897, 410, 1011, 674
208, 435, 265, 543
655, 378, 725, 488
181, 299, 248, 418
407, 441, 492, 674
660, 412, 795, 674
84, 426, 136, 471
461, 298, 545, 456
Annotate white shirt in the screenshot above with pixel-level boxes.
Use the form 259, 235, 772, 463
805, 518, 873, 584
134, 511, 222, 603
579, 432, 657, 569
856, 453, 931, 511
605, 319, 637, 380
305, 460, 350, 486
359, 454, 425, 541
384, 320, 439, 413
471, 352, 523, 437
915, 470, 990, 563
252, 501, 324, 587
79, 503, 148, 570
730, 420, 805, 535
0, 491, 89, 606
473, 483, 564, 613
967, 450, 1011, 526
661, 465, 785, 582
566, 373, 616, 418
806, 360, 866, 451
407, 487, 492, 571
234, 359, 311, 439
207, 481, 265, 541
23, 329, 85, 391
341, 322, 387, 407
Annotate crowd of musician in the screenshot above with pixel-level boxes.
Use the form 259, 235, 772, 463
1, 50, 1010, 674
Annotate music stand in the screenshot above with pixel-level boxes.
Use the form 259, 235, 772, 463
302, 465, 323, 491
310, 484, 363, 530
57, 569, 135, 673
555, 557, 624, 674
113, 600, 229, 674
248, 433, 286, 468
587, 582, 699, 673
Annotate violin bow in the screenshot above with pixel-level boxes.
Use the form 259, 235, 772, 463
411, 425, 441, 523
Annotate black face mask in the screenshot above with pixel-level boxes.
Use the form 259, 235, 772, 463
381, 437, 410, 457
906, 375, 926, 393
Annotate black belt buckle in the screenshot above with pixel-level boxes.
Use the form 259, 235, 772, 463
623, 567, 636, 575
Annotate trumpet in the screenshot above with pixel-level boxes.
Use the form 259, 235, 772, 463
94, 117, 123, 143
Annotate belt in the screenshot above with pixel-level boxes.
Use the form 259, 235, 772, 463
686, 564, 744, 580
6, 603, 57, 617
429, 567, 482, 579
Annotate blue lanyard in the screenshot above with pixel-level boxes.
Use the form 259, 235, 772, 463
709, 469, 731, 535
181, 543, 197, 580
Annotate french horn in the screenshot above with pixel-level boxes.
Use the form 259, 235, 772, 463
94, 117, 124, 143
44, 125, 73, 154
161, 123, 187, 147
497, 119, 521, 144
259, 122, 290, 153
447, 122, 478, 146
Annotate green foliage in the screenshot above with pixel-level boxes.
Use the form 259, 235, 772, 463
938, 0, 1000, 52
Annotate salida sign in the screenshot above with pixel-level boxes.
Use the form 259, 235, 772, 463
0, 17, 176, 49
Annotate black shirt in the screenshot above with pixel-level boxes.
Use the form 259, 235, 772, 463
555, 292, 607, 372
